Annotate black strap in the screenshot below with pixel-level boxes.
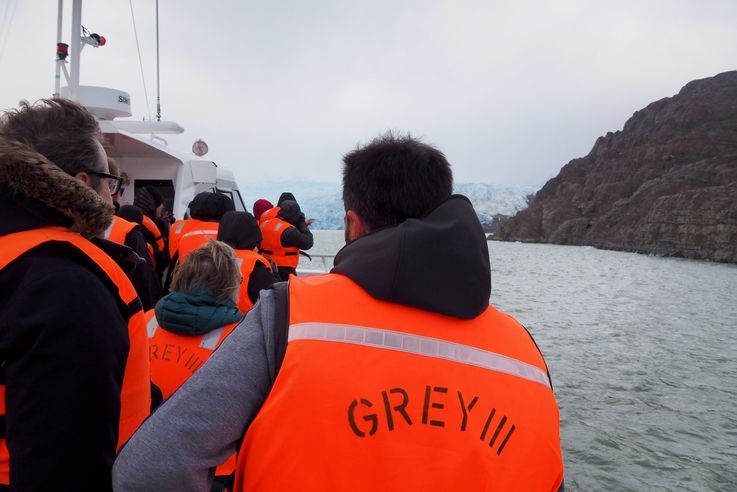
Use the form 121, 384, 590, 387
127, 298, 143, 317
522, 325, 554, 391
272, 281, 290, 376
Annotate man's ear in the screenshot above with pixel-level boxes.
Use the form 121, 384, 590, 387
75, 170, 93, 187
345, 210, 369, 242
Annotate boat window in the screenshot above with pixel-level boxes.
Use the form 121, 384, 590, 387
215, 188, 246, 212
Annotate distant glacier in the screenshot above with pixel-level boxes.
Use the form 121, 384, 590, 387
238, 180, 537, 230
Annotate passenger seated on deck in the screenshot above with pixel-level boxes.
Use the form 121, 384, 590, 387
217, 211, 278, 313
144, 239, 243, 484
113, 132, 564, 492
0, 98, 153, 491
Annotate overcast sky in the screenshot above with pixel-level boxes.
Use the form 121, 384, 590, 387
1, 0, 735, 187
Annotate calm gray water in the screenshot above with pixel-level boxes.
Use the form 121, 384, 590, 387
308, 231, 737, 491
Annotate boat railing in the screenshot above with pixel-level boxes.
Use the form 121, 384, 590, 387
298, 253, 335, 276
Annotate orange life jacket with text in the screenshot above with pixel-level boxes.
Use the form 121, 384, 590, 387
175, 219, 220, 262
233, 249, 272, 313
234, 274, 564, 492
144, 310, 239, 476
259, 217, 299, 268
0, 226, 152, 485
141, 215, 165, 254
257, 206, 280, 225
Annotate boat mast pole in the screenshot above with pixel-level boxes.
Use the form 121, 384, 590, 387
69, 0, 82, 101
54, 0, 64, 97
155, 0, 161, 121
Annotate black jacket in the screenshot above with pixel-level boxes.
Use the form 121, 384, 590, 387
123, 227, 163, 310
277, 200, 313, 251
0, 140, 133, 491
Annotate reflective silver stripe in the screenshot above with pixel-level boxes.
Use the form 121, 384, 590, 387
288, 323, 551, 389
200, 326, 226, 350
274, 222, 284, 232
147, 316, 159, 338
235, 257, 244, 269
102, 222, 114, 239
175, 221, 185, 234
181, 229, 218, 239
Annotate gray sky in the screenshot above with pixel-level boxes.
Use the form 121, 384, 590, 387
1, 0, 736, 187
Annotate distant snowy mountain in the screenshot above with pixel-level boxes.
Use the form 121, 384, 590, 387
239, 180, 536, 230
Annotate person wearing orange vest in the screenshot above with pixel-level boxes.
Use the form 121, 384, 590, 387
217, 211, 278, 313
259, 198, 313, 280
145, 240, 243, 488
0, 99, 154, 491
113, 133, 564, 491
105, 158, 163, 310
134, 186, 171, 278
163, 192, 235, 291
252, 198, 275, 224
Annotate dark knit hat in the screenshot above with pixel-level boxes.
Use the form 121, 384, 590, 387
188, 192, 235, 222
118, 204, 144, 225
253, 199, 274, 221
217, 211, 262, 250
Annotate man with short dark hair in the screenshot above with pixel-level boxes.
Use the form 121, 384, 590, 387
114, 133, 564, 491
0, 98, 152, 491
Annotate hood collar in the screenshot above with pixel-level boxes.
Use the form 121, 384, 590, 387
331, 195, 491, 319
0, 138, 113, 237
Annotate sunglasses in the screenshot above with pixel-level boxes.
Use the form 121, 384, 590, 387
85, 170, 124, 195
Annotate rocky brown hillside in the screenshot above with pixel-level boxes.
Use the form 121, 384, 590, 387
496, 71, 737, 263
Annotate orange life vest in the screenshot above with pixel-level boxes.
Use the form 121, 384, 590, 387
0, 226, 152, 485
175, 219, 220, 262
169, 219, 187, 260
234, 274, 564, 491
105, 215, 155, 267
259, 217, 299, 268
141, 215, 165, 254
102, 215, 137, 245
257, 206, 280, 225
144, 310, 239, 476
233, 249, 272, 313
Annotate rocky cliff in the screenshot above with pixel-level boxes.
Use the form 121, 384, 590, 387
496, 71, 737, 263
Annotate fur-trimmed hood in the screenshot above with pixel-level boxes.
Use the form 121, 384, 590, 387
0, 138, 113, 237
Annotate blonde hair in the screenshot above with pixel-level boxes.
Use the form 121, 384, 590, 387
170, 239, 241, 304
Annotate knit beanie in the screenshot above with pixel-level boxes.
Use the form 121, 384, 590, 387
253, 199, 274, 221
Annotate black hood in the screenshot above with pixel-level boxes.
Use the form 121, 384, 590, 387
188, 192, 235, 222
277, 200, 302, 225
277, 192, 296, 205
217, 211, 262, 250
332, 195, 490, 319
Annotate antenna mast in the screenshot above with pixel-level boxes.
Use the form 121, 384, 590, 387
68, 0, 82, 101
155, 0, 162, 121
